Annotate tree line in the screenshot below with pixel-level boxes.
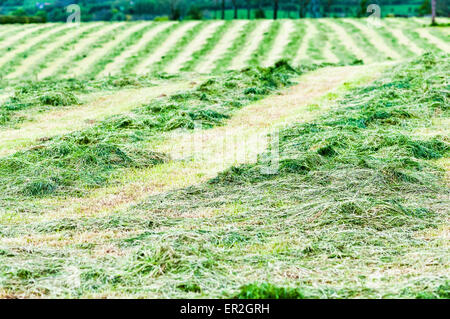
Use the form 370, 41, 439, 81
0, 0, 446, 23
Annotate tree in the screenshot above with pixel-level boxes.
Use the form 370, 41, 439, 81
431, 0, 436, 24
273, 0, 279, 19
323, 0, 334, 17
168, 0, 181, 20
35, 10, 48, 21
310, 0, 321, 17
231, 0, 238, 19
187, 5, 203, 19
246, 0, 252, 19
215, 0, 219, 19
221, 0, 226, 19
255, 7, 266, 18
298, 0, 310, 18
436, 0, 449, 17
418, 0, 431, 15
11, 8, 27, 16
357, 0, 369, 18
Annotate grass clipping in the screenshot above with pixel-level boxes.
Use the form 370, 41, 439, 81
0, 61, 309, 198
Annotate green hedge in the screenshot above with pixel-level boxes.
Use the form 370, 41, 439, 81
0, 15, 46, 24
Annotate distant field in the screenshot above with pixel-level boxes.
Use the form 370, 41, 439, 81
0, 17, 448, 82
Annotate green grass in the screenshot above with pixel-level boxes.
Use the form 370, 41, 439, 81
150, 22, 206, 73
248, 21, 281, 67
316, 20, 359, 64
0, 24, 27, 42
0, 19, 448, 80
212, 21, 258, 73
401, 28, 440, 52
234, 283, 305, 299
281, 21, 306, 63
304, 20, 328, 62
122, 22, 180, 74
180, 21, 232, 72
85, 23, 155, 79
124, 53, 448, 298
335, 19, 386, 61
27, 24, 103, 80
0, 74, 163, 128
0, 54, 447, 298
0, 62, 311, 199
59, 23, 130, 78
0, 25, 56, 77
375, 25, 415, 58
0, 25, 72, 78
428, 27, 450, 43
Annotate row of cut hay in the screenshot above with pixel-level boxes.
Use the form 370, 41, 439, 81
37, 23, 115, 80
0, 19, 448, 79
99, 22, 174, 77
134, 21, 200, 74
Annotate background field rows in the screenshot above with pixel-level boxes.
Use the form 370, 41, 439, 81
0, 18, 448, 81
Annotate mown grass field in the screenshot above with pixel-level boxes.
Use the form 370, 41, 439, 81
0, 17, 449, 81
0, 18, 449, 299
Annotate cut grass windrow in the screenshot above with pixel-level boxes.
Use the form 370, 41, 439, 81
281, 20, 306, 64
416, 27, 450, 52
304, 20, 327, 63
196, 21, 248, 74
293, 20, 318, 65
315, 20, 350, 64
154, 22, 211, 74
229, 20, 272, 70
344, 19, 402, 60
0, 73, 174, 129
180, 21, 231, 72
165, 21, 225, 74
1, 19, 448, 81
19, 62, 384, 223
84, 23, 155, 79
6, 24, 100, 81
0, 62, 312, 199
0, 24, 27, 42
0, 24, 47, 55
0, 25, 57, 77
37, 23, 117, 80
0, 81, 189, 157
262, 20, 294, 67
0, 24, 70, 77
248, 21, 281, 67
322, 19, 370, 63
335, 19, 385, 62
388, 18, 440, 54
118, 53, 449, 298
59, 23, 127, 78
212, 21, 258, 73
99, 22, 174, 77
374, 24, 415, 58
69, 23, 145, 78
134, 22, 199, 75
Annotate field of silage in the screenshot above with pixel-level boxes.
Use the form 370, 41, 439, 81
0, 18, 449, 299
